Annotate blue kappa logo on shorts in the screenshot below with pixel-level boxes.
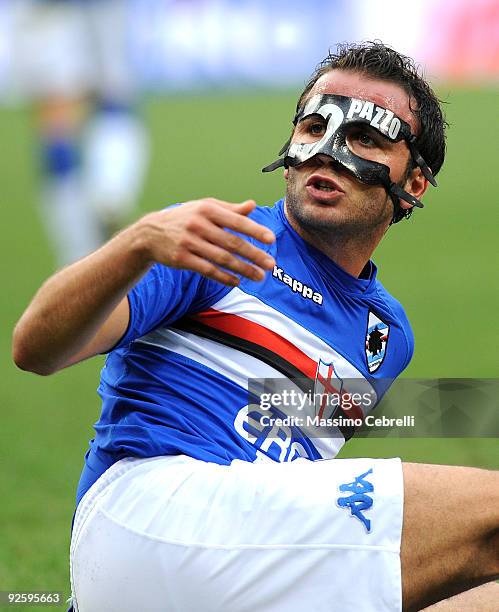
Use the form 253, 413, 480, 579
337, 468, 374, 532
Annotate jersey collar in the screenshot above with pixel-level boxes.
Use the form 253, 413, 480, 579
276, 198, 378, 294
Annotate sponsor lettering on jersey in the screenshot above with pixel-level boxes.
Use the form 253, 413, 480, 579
234, 403, 316, 462
337, 468, 374, 532
272, 265, 323, 305
347, 98, 402, 140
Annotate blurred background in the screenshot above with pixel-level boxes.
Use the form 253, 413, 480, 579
1, 0, 498, 604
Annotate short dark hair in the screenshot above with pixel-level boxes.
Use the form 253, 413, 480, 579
297, 41, 447, 178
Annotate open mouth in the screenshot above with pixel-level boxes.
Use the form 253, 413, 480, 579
305, 174, 344, 200
306, 174, 344, 192
313, 180, 337, 192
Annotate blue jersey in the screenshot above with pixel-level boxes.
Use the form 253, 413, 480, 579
76, 199, 413, 504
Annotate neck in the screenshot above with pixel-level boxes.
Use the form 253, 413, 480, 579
284, 202, 385, 278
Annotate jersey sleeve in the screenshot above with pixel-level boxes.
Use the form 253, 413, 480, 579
110, 201, 277, 351
389, 298, 415, 374
111, 264, 231, 350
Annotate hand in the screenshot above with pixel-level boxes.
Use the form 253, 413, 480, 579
138, 198, 276, 286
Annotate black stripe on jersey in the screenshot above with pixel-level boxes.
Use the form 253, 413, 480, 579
172, 318, 309, 387
172, 318, 353, 441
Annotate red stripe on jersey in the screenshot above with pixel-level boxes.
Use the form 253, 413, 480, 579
190, 308, 317, 379
190, 309, 364, 422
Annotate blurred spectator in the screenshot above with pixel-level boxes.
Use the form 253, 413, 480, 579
13, 0, 149, 266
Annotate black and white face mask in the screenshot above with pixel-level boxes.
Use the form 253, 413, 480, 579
262, 94, 437, 223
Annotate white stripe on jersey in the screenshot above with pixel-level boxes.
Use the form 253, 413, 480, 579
211, 288, 360, 375
134, 328, 285, 388
134, 293, 356, 461
135, 329, 345, 460
209, 288, 377, 409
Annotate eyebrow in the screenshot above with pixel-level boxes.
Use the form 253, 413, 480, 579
298, 114, 326, 122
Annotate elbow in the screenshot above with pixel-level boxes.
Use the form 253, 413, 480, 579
11, 325, 56, 376
12, 349, 56, 376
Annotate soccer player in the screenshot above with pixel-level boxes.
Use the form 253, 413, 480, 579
13, 0, 148, 265
13, 42, 499, 611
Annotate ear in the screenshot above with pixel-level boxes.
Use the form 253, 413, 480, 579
284, 168, 289, 180
399, 166, 428, 210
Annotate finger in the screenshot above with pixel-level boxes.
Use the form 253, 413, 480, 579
197, 198, 256, 218
210, 199, 256, 213
201, 225, 275, 270
181, 252, 240, 287
207, 206, 276, 244
191, 238, 266, 281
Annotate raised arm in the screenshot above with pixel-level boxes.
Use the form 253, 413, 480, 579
12, 199, 276, 375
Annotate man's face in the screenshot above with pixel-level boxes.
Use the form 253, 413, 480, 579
285, 69, 425, 238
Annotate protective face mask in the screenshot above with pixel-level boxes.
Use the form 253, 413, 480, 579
262, 94, 436, 223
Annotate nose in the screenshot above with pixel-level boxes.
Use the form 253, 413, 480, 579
314, 154, 346, 174
315, 153, 335, 166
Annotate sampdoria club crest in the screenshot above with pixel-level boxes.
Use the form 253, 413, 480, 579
365, 312, 389, 373
314, 359, 344, 420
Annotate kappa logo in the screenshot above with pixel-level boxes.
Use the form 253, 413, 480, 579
347, 98, 402, 140
337, 468, 374, 532
272, 265, 323, 305
365, 311, 389, 373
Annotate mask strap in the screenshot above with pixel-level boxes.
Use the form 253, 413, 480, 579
389, 182, 424, 209
262, 158, 285, 173
262, 138, 291, 172
407, 135, 437, 187
279, 138, 291, 156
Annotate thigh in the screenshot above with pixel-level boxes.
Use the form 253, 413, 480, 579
70, 456, 404, 612
401, 463, 499, 611
421, 582, 499, 611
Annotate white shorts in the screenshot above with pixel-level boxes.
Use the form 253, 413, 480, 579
70, 455, 404, 612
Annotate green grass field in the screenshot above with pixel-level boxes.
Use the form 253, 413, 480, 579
1, 88, 498, 608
